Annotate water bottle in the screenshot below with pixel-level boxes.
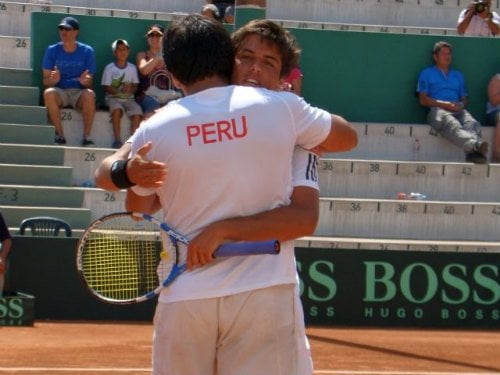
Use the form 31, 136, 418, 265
408, 192, 427, 200
413, 138, 421, 161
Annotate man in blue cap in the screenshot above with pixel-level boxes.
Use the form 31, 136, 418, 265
42, 16, 96, 146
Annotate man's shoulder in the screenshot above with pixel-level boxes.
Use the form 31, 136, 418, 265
449, 68, 464, 78
45, 42, 62, 52
420, 65, 437, 74
76, 41, 95, 52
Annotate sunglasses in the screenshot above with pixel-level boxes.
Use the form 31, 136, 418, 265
58, 26, 73, 31
148, 33, 162, 38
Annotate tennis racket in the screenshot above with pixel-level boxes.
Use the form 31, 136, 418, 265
76, 212, 280, 304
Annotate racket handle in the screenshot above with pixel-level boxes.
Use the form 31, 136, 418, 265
215, 240, 280, 257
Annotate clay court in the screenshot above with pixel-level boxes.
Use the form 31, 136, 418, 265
1, 322, 499, 374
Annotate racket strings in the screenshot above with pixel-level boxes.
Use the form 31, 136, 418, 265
81, 217, 166, 301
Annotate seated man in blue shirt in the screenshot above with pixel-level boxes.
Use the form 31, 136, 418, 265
42, 17, 96, 146
417, 41, 488, 164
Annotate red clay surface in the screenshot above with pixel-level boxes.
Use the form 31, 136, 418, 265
0, 322, 499, 374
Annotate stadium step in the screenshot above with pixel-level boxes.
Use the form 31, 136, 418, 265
0, 204, 91, 230
0, 1, 186, 37
63, 147, 114, 186
295, 236, 500, 253
0, 104, 47, 125
57, 109, 133, 148
0, 123, 54, 145
82, 188, 126, 221
318, 159, 500, 202
0, 163, 72, 186
0, 143, 64, 165
0, 35, 30, 69
0, 143, 115, 186
316, 198, 500, 242
0, 184, 84, 207
0, 85, 39, 106
326, 123, 496, 162
0, 67, 32, 86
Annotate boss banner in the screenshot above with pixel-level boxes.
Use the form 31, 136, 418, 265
296, 248, 499, 328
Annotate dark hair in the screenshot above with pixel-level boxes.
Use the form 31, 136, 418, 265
164, 14, 233, 86
231, 19, 301, 78
432, 41, 452, 55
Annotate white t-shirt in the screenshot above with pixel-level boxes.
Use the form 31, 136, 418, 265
127, 136, 320, 191
101, 62, 140, 99
131, 85, 331, 303
458, 9, 500, 36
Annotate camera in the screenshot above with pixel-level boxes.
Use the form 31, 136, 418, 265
473, 0, 487, 13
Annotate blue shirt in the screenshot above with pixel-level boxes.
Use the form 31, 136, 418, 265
416, 65, 467, 102
42, 42, 96, 89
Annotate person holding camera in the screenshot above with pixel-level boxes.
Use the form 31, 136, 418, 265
457, 0, 499, 36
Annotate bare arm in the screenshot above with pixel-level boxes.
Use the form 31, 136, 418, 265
485, 11, 500, 35
0, 238, 12, 260
315, 114, 358, 154
187, 186, 319, 269
457, 5, 475, 34
418, 92, 464, 112
42, 68, 59, 87
136, 51, 163, 76
94, 142, 167, 191
125, 189, 158, 214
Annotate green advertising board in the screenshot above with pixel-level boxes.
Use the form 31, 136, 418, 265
297, 248, 499, 328
0, 292, 35, 326
9, 237, 499, 328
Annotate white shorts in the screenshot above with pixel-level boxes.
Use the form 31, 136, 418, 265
152, 283, 313, 375
105, 97, 143, 117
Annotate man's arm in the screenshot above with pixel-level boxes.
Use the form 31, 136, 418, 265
457, 5, 475, 34
187, 186, 318, 269
94, 142, 167, 191
418, 92, 464, 112
486, 11, 500, 35
315, 114, 357, 154
0, 238, 12, 260
125, 189, 159, 214
42, 67, 60, 88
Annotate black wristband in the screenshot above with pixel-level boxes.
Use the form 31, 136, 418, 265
110, 159, 135, 189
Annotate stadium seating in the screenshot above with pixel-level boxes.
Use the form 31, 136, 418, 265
0, 3, 498, 253
25, 0, 500, 29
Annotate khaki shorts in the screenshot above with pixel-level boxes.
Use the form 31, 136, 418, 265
105, 97, 143, 117
152, 284, 312, 375
53, 87, 86, 109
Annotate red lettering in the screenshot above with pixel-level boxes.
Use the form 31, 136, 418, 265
186, 125, 200, 146
202, 122, 217, 144
186, 116, 248, 146
232, 116, 248, 138
217, 120, 233, 142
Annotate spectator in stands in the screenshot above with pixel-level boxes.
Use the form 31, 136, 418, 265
280, 65, 303, 95
101, 39, 143, 149
201, 0, 235, 23
487, 73, 500, 162
0, 212, 12, 297
457, 0, 499, 36
135, 24, 181, 118
417, 41, 488, 164
42, 16, 96, 146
